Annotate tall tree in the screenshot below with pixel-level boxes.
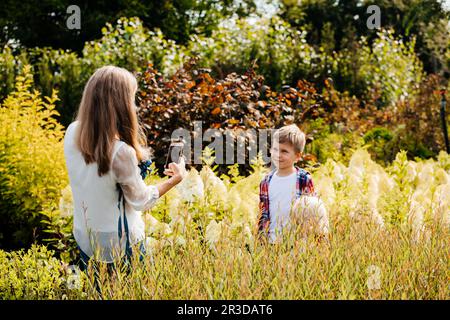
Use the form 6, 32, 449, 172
279, 0, 450, 76
0, 0, 256, 51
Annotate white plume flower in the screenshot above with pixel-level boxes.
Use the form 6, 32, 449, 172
433, 183, 450, 227
205, 219, 222, 249
145, 236, 159, 252
378, 172, 395, 194
435, 168, 449, 186
406, 162, 417, 181
168, 197, 182, 220
243, 224, 253, 244
315, 176, 336, 208
145, 214, 160, 233
417, 163, 434, 189
200, 166, 228, 205
370, 208, 385, 228
176, 168, 204, 202
333, 161, 346, 182
408, 200, 426, 242
147, 215, 172, 237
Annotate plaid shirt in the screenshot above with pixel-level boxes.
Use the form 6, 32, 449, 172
257, 166, 315, 236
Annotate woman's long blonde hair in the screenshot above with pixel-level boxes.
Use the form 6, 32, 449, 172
75, 66, 148, 176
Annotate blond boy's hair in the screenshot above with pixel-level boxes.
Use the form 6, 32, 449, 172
272, 124, 306, 154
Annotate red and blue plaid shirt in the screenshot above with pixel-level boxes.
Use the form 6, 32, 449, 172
257, 166, 315, 236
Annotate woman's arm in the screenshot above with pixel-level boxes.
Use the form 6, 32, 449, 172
156, 158, 186, 197
112, 144, 186, 211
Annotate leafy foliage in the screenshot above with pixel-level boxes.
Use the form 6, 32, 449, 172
82, 17, 186, 76
280, 0, 450, 78
330, 29, 425, 106
357, 29, 424, 107
0, 15, 434, 132
137, 58, 322, 173
188, 16, 320, 89
0, 65, 69, 250
0, 0, 257, 51
0, 245, 67, 299
0, 17, 188, 127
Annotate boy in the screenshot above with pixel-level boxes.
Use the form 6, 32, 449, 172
257, 124, 328, 243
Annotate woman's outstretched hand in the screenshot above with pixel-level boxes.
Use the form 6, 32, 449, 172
156, 157, 187, 198
163, 156, 187, 184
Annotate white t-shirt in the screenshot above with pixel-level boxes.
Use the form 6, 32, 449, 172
268, 170, 297, 242
64, 121, 159, 263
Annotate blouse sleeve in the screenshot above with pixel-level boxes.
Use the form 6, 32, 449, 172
112, 143, 159, 212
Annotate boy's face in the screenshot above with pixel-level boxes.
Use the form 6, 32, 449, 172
271, 141, 301, 169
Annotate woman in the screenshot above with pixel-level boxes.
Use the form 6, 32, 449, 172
64, 66, 185, 269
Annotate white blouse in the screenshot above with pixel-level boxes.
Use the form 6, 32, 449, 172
64, 121, 159, 263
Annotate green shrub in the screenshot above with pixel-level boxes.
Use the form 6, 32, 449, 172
29, 47, 89, 127
364, 126, 436, 164
330, 29, 424, 107
0, 19, 428, 131
363, 127, 394, 164
0, 18, 187, 127
304, 118, 364, 165
189, 16, 319, 89
0, 46, 29, 99
0, 65, 68, 250
0, 245, 66, 299
82, 17, 186, 75
0, 46, 16, 98
388, 126, 435, 160
357, 29, 424, 107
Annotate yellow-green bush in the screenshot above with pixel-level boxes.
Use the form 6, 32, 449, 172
0, 245, 66, 299
0, 65, 68, 249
